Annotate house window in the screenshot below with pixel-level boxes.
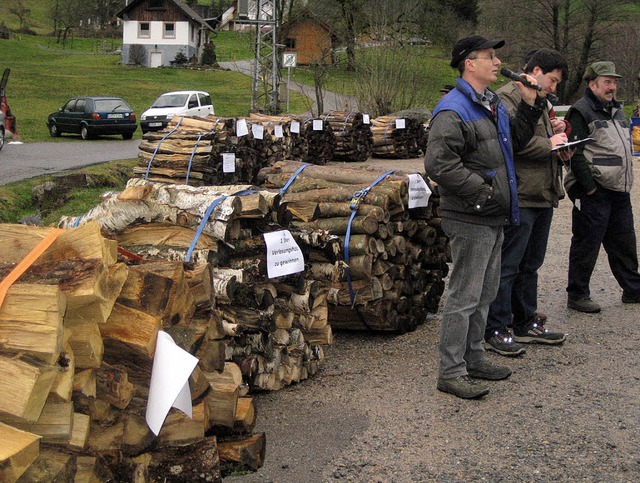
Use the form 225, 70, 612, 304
285, 38, 296, 49
139, 22, 150, 38
164, 22, 175, 39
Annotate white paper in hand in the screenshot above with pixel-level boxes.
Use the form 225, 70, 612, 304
146, 331, 199, 436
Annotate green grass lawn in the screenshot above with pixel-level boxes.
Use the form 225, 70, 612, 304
1, 34, 308, 142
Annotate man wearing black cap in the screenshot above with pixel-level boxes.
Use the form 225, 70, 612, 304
439, 84, 455, 98
424, 35, 545, 399
564, 61, 640, 313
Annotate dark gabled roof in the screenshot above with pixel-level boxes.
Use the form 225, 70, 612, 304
116, 0, 213, 31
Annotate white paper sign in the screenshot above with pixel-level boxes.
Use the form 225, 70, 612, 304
274, 124, 284, 138
291, 120, 300, 133
408, 173, 432, 208
264, 230, 305, 278
146, 331, 199, 436
222, 152, 236, 173
252, 123, 264, 140
236, 118, 249, 137
313, 119, 323, 131
396, 118, 406, 129
363, 114, 370, 124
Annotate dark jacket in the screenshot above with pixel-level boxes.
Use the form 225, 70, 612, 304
564, 88, 633, 193
497, 81, 564, 208
424, 77, 543, 226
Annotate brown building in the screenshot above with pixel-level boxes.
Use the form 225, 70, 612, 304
280, 11, 335, 66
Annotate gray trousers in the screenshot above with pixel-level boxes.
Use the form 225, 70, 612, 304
439, 218, 504, 378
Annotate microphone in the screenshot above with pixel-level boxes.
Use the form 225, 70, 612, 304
500, 67, 542, 91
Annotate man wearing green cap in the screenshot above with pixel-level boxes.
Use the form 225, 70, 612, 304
564, 61, 640, 313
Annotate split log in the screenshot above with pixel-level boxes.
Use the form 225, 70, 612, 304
218, 432, 266, 473
0, 422, 40, 482
15, 448, 76, 483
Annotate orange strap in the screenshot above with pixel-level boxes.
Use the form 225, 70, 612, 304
0, 228, 65, 309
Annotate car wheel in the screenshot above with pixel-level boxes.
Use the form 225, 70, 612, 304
49, 123, 61, 137
80, 125, 91, 140
0, 128, 4, 151
122, 132, 134, 140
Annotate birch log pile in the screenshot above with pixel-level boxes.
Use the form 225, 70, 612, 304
370, 115, 423, 159
258, 160, 450, 333
321, 110, 373, 162
59, 178, 334, 391
0, 221, 264, 480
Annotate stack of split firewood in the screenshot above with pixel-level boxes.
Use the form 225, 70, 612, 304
294, 116, 336, 165
258, 161, 450, 333
370, 115, 424, 159
135, 115, 260, 186
322, 110, 373, 162
0, 221, 265, 480
58, 179, 335, 391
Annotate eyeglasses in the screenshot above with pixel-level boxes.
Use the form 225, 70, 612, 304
471, 54, 498, 62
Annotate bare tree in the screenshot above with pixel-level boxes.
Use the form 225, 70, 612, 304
9, 0, 31, 31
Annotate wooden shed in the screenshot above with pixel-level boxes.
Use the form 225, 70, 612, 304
279, 11, 335, 66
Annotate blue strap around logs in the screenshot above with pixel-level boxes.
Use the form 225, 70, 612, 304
185, 189, 258, 262
344, 170, 396, 308
144, 116, 184, 180
279, 163, 311, 196
185, 132, 205, 185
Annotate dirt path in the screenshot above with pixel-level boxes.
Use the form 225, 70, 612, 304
227, 157, 640, 482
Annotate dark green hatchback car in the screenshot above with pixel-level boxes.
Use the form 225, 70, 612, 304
47, 96, 137, 140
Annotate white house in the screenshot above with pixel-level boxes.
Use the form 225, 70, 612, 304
116, 0, 213, 68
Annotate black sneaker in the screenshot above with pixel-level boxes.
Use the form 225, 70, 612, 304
513, 321, 566, 345
467, 361, 512, 380
485, 330, 526, 357
437, 375, 490, 399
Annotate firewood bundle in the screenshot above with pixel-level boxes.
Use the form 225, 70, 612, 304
294, 116, 336, 165
0, 221, 264, 480
390, 108, 432, 155
258, 161, 450, 333
135, 115, 260, 186
58, 179, 334, 392
370, 115, 423, 159
322, 110, 373, 162
246, 112, 299, 164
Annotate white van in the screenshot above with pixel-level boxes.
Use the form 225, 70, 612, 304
140, 90, 214, 133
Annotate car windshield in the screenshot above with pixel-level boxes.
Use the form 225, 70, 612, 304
94, 99, 132, 112
152, 94, 189, 108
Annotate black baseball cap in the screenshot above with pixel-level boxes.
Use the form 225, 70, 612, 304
440, 84, 455, 94
450, 35, 505, 68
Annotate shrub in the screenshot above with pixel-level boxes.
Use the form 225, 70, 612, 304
201, 42, 217, 65
173, 49, 188, 65
129, 44, 146, 66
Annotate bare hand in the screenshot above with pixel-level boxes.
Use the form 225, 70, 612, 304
550, 133, 568, 149
551, 118, 566, 134
515, 73, 539, 106
557, 147, 574, 162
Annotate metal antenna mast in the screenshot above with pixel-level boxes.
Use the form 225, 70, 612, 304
238, 0, 280, 114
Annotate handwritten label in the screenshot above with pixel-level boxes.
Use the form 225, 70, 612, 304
274, 124, 284, 138
236, 118, 249, 137
313, 119, 323, 131
264, 230, 305, 278
396, 118, 406, 129
408, 173, 431, 208
222, 152, 236, 173
291, 120, 300, 133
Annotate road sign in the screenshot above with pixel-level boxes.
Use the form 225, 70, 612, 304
283, 53, 297, 68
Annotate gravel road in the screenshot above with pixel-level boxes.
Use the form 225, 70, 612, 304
228, 157, 640, 483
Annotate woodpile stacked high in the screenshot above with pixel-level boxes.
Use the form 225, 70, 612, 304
0, 222, 253, 481
321, 110, 373, 162
370, 115, 424, 159
294, 116, 336, 165
258, 161, 450, 333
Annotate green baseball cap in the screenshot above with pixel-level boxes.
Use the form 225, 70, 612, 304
583, 61, 622, 81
